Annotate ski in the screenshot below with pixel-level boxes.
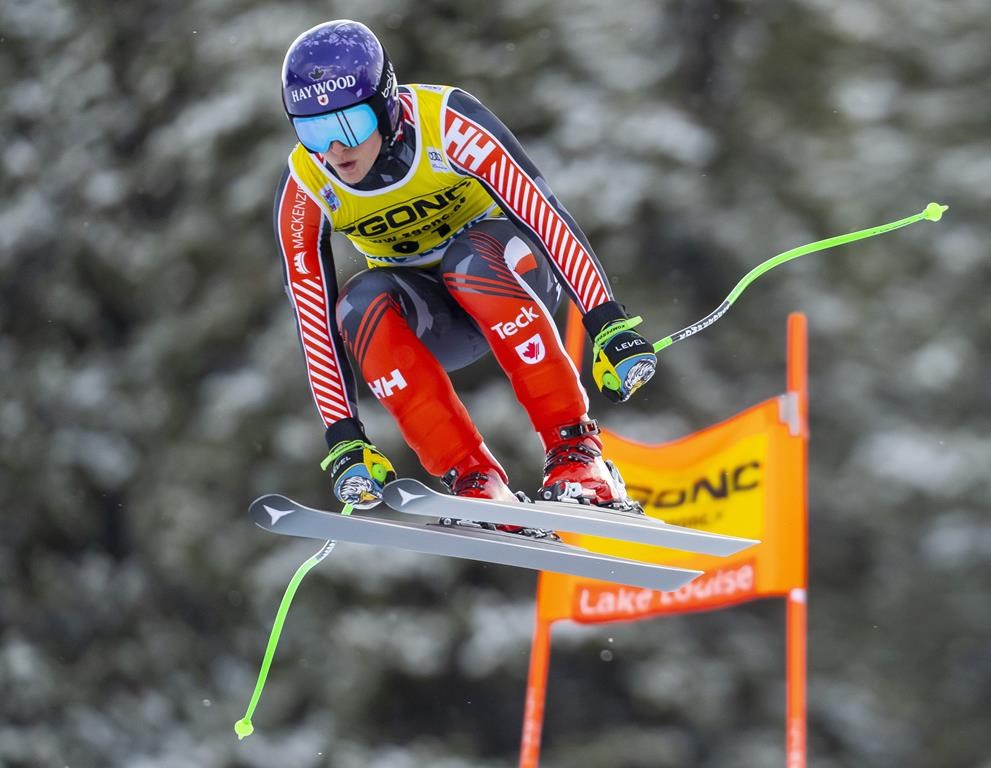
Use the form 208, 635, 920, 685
250, 494, 703, 592
382, 478, 758, 557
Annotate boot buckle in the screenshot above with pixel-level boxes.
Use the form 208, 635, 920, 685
440, 468, 457, 493
538, 480, 594, 505
555, 419, 601, 440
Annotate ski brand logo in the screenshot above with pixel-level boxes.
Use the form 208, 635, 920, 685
395, 487, 426, 506
293, 251, 310, 275
370, 368, 407, 399
445, 116, 495, 173
515, 333, 545, 364
491, 306, 539, 339
263, 505, 295, 525
290, 75, 357, 104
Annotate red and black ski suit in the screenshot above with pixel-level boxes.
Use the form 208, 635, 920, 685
274, 86, 622, 484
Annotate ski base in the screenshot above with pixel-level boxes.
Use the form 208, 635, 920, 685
250, 494, 703, 592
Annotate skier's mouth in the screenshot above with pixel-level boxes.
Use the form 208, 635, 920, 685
336, 160, 357, 173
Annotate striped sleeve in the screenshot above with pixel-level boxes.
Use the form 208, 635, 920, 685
441, 90, 613, 314
273, 167, 359, 429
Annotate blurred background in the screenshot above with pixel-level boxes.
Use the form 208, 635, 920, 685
2, 0, 989, 766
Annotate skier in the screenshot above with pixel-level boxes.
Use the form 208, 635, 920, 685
274, 20, 657, 520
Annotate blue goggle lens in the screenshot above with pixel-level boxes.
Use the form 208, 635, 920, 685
292, 103, 378, 153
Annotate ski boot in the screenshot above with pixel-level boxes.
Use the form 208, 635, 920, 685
536, 419, 645, 514
440, 444, 559, 540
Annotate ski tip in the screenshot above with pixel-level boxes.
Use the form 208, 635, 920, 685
382, 477, 431, 508
250, 493, 292, 507
249, 494, 296, 528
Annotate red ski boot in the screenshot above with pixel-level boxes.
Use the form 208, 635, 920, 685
441, 443, 518, 503
441, 445, 558, 539
537, 419, 642, 512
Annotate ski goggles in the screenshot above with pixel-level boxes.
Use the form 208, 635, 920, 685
292, 103, 378, 153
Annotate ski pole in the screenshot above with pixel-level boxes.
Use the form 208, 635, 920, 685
652, 202, 948, 354
234, 503, 353, 740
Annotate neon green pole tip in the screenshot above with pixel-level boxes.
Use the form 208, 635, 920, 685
924, 202, 949, 221
234, 718, 254, 740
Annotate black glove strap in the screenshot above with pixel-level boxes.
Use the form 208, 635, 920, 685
324, 417, 368, 450
582, 300, 628, 338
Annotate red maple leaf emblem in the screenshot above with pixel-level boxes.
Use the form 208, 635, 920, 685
523, 340, 540, 359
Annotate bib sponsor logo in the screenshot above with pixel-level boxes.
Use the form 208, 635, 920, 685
427, 147, 447, 173
348, 180, 471, 238
320, 183, 341, 212
515, 333, 545, 364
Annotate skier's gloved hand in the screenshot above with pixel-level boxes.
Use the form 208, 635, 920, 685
583, 300, 657, 403
321, 418, 396, 509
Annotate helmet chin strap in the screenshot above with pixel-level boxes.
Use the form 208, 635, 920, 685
378, 123, 414, 165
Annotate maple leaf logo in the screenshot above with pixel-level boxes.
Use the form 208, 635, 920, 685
515, 333, 545, 364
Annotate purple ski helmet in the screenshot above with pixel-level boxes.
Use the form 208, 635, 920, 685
281, 20, 402, 140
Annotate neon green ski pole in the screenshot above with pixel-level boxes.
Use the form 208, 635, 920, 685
234, 503, 353, 740
652, 202, 949, 354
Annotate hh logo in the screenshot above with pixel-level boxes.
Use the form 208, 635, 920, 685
515, 334, 545, 364
370, 368, 407, 399
445, 117, 495, 173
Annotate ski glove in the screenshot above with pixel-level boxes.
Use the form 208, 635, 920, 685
321, 418, 396, 509
583, 301, 657, 403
